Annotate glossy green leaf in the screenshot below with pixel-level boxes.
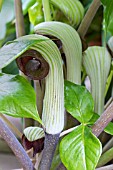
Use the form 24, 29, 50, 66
87, 112, 99, 125
0, 73, 42, 124
64, 80, 94, 123
60, 125, 102, 170
24, 126, 45, 141
28, 1, 44, 25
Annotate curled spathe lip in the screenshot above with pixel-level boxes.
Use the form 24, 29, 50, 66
16, 49, 49, 80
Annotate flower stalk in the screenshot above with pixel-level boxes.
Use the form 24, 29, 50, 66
32, 38, 64, 169
39, 133, 60, 170
78, 0, 101, 38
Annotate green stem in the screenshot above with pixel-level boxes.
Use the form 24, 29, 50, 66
0, 119, 34, 170
77, 0, 101, 38
97, 147, 113, 167
42, 0, 52, 21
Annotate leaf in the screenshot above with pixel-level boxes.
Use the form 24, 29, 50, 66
28, 1, 44, 25
87, 112, 99, 125
101, 0, 113, 34
104, 122, 113, 135
0, 35, 46, 69
64, 80, 94, 123
60, 125, 102, 170
0, 73, 42, 124
24, 126, 45, 141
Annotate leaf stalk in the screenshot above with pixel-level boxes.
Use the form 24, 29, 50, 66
0, 119, 34, 170
92, 101, 113, 137
78, 0, 101, 38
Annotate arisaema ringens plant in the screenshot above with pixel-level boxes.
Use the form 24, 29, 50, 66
0, 0, 113, 170
0, 34, 65, 170
0, 34, 104, 170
